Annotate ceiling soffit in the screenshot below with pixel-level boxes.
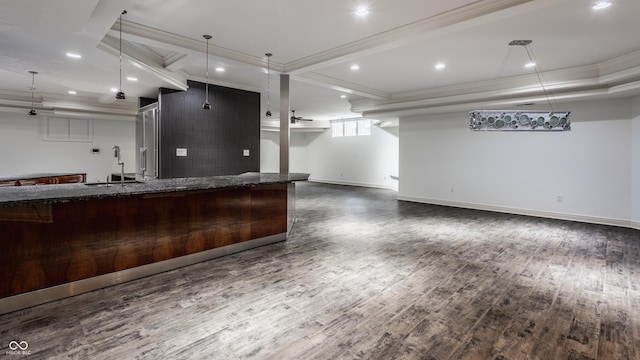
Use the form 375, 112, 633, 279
350, 57, 640, 118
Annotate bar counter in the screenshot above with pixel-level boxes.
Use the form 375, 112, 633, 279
0, 172, 308, 314
0, 172, 309, 207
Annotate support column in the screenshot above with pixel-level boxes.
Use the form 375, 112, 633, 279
279, 74, 290, 174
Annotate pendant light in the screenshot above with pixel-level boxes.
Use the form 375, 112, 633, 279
265, 52, 272, 117
28, 70, 38, 116
202, 34, 212, 110
115, 10, 127, 100
469, 40, 570, 131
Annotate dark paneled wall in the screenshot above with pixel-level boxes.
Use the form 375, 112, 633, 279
158, 80, 260, 178
138, 96, 157, 108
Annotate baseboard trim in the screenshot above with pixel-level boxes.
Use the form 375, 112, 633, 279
309, 177, 398, 192
398, 195, 637, 230
0, 233, 287, 315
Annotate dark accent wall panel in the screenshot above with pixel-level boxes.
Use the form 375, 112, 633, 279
138, 96, 157, 109
158, 80, 260, 178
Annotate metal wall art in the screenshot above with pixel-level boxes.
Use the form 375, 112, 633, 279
469, 110, 570, 131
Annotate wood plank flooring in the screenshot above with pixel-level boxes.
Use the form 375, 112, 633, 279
1, 182, 638, 359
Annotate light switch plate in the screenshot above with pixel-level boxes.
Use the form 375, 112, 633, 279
176, 148, 187, 157
243, 149, 250, 157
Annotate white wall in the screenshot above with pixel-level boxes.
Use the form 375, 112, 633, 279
632, 96, 640, 228
399, 99, 633, 226
261, 125, 399, 190
0, 111, 135, 182
306, 126, 399, 189
260, 130, 280, 173
260, 130, 310, 173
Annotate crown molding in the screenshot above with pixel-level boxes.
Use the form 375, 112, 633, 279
391, 65, 601, 102
284, 0, 533, 74
0, 90, 42, 103
295, 72, 390, 100
99, 34, 188, 91
187, 76, 263, 95
599, 49, 640, 76
349, 54, 640, 118
609, 79, 640, 96
163, 51, 189, 71
359, 88, 611, 118
0, 88, 137, 119
114, 20, 286, 73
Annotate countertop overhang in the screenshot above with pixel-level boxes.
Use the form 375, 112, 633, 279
0, 172, 309, 208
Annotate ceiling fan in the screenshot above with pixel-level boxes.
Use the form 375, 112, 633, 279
290, 110, 313, 124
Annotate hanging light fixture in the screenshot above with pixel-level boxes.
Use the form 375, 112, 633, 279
202, 34, 212, 110
28, 71, 38, 116
469, 40, 570, 131
265, 52, 273, 117
115, 10, 127, 100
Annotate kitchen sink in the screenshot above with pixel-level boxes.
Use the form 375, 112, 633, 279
84, 180, 145, 186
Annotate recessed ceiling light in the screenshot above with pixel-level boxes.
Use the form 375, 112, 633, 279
68, 90, 77, 95
592, 1, 611, 10
215, 67, 225, 72
435, 63, 446, 70
126, 76, 138, 82
525, 62, 536, 68
340, 95, 347, 99
355, 5, 369, 16
66, 52, 82, 59
350, 64, 360, 71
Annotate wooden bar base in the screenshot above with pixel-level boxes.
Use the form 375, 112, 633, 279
0, 183, 288, 312
0, 232, 285, 315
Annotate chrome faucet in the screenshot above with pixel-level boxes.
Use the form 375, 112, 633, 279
112, 145, 125, 187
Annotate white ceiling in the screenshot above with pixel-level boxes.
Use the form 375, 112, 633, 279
1, 0, 640, 125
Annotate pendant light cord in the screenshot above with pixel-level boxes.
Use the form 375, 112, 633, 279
201, 35, 212, 109
266, 53, 272, 113
484, 45, 513, 110
524, 44, 557, 111
27, 70, 38, 115
205, 38, 209, 102
31, 72, 35, 109
119, 11, 124, 93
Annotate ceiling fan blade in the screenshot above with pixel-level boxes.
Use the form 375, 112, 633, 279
290, 116, 313, 124
290, 110, 313, 123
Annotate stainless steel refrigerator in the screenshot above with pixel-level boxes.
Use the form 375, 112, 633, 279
135, 103, 158, 180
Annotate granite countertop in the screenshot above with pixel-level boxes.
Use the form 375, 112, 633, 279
0, 173, 86, 182
0, 172, 309, 208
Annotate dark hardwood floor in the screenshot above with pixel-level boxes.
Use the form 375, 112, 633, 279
1, 182, 638, 359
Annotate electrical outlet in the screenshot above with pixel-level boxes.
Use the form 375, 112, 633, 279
450, 187, 455, 193
556, 195, 563, 202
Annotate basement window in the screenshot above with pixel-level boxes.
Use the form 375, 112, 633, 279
331, 119, 371, 137
331, 121, 344, 137
42, 117, 93, 142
